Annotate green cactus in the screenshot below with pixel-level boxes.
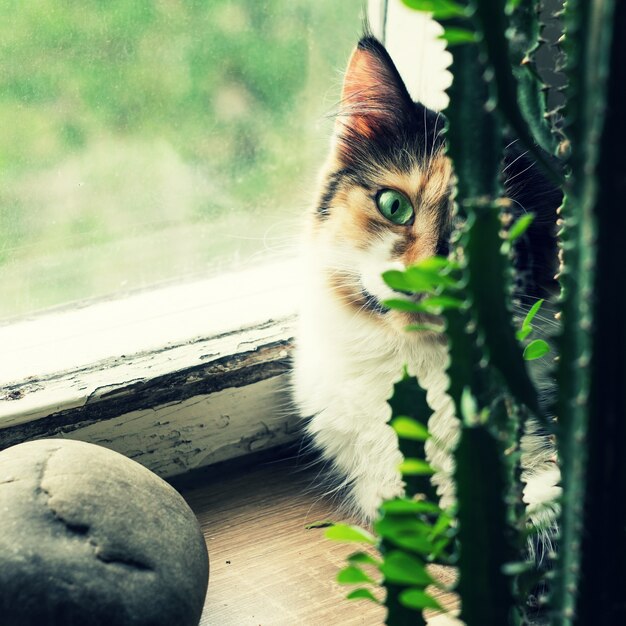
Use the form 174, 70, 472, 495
328, 1, 625, 623
552, 1, 624, 624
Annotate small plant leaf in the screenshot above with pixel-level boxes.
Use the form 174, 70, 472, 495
420, 295, 465, 310
398, 458, 434, 476
418, 255, 458, 271
346, 588, 381, 603
516, 326, 532, 341
508, 213, 534, 241
347, 551, 381, 567
460, 387, 479, 423
406, 265, 459, 289
405, 323, 445, 333
440, 27, 478, 46
502, 561, 534, 575
375, 518, 435, 555
380, 499, 441, 515
392, 416, 430, 441
305, 520, 334, 529
399, 588, 445, 611
523, 339, 550, 360
402, 0, 467, 19
337, 565, 374, 585
383, 269, 433, 294
383, 298, 426, 313
325, 524, 376, 544
521, 298, 545, 331
428, 512, 454, 540
380, 551, 434, 586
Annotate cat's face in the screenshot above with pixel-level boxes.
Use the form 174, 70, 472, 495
309, 37, 452, 334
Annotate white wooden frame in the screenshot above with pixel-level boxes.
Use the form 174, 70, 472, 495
0, 261, 299, 478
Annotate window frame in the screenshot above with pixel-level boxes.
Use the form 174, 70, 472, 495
0, 261, 298, 478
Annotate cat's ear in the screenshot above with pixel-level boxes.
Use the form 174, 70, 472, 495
336, 37, 414, 144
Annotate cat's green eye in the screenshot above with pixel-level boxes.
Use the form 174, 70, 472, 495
376, 189, 414, 225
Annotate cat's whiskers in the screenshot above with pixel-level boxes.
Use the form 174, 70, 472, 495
503, 149, 530, 173
506, 160, 537, 184
508, 196, 529, 215
427, 111, 443, 165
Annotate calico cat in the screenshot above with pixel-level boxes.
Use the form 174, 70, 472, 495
292, 36, 561, 555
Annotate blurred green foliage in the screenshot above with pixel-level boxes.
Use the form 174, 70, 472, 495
0, 0, 360, 316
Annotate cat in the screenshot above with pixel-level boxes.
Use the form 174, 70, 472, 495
292, 36, 561, 559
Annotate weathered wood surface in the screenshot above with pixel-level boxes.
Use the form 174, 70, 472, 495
183, 459, 461, 626
0, 317, 299, 479
0, 260, 300, 477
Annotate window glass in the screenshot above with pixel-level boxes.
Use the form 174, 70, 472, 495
0, 0, 361, 319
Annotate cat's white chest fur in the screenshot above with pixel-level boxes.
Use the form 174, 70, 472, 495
292, 248, 560, 534
292, 256, 458, 520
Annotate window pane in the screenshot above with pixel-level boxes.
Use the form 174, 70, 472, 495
0, 0, 361, 319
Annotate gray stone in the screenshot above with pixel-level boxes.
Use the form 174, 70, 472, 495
0, 439, 209, 626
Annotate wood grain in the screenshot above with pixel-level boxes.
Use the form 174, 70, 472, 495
183, 459, 461, 626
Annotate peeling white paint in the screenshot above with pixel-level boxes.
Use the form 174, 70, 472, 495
59, 376, 297, 478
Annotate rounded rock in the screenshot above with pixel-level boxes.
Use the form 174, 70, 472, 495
0, 439, 209, 626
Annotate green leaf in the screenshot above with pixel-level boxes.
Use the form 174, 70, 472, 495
380, 551, 434, 586
522, 298, 545, 330
402, 0, 467, 18
382, 269, 433, 294
421, 295, 465, 310
399, 458, 434, 476
380, 499, 441, 515
399, 588, 445, 611
346, 588, 381, 603
516, 299, 545, 340
337, 565, 374, 585
405, 323, 445, 333
440, 27, 478, 46
428, 512, 454, 540
382, 257, 460, 296
305, 519, 334, 530
375, 517, 435, 555
417, 255, 458, 271
392, 416, 430, 441
508, 213, 534, 241
383, 298, 426, 313
523, 339, 550, 360
460, 387, 478, 423
406, 264, 460, 289
385, 295, 463, 314
325, 524, 376, 544
347, 551, 381, 567
501, 561, 534, 575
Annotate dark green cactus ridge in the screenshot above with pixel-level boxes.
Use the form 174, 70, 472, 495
330, 2, 624, 624
508, 0, 557, 154
551, 1, 619, 624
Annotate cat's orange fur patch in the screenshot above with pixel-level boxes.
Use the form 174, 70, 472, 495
310, 153, 452, 328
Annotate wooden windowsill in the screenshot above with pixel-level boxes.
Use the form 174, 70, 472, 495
0, 260, 300, 478
182, 457, 463, 626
